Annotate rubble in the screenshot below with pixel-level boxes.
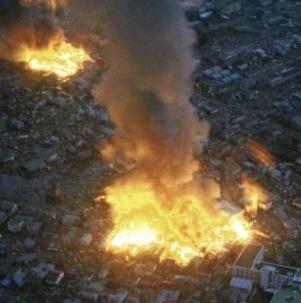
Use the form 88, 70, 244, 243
32, 263, 55, 279
45, 270, 64, 285
13, 269, 27, 287
7, 216, 25, 233
15, 253, 37, 265
0, 1, 300, 302
0, 174, 46, 206
0, 278, 11, 288
26, 221, 42, 235
0, 211, 8, 225
63, 214, 80, 226
79, 290, 99, 302
22, 158, 46, 173
0, 244, 7, 256
9, 119, 25, 131
80, 233, 93, 246
63, 299, 82, 303
291, 115, 301, 131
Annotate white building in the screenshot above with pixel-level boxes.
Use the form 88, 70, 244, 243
259, 263, 298, 293
231, 244, 301, 293
232, 244, 265, 283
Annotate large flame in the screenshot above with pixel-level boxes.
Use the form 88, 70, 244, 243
16, 39, 92, 79
95, 0, 253, 267
104, 175, 252, 266
13, 0, 92, 79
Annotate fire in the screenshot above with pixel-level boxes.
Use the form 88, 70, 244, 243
247, 139, 275, 169
110, 223, 158, 249
16, 40, 93, 79
20, 0, 60, 10
104, 176, 252, 266
93, 0, 254, 267
230, 218, 250, 241
241, 176, 270, 215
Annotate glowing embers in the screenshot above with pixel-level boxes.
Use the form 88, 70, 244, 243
241, 176, 271, 216
247, 139, 275, 169
104, 177, 252, 267
16, 40, 93, 79
20, 0, 58, 9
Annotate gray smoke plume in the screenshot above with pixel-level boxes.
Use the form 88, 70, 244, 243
0, 0, 64, 60
94, 0, 209, 189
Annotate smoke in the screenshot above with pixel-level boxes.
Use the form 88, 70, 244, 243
0, 0, 64, 60
94, 0, 209, 189
91, 1, 246, 260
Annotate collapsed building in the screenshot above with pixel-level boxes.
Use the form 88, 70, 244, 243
0, 0, 300, 302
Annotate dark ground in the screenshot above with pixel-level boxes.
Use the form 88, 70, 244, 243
0, 1, 300, 302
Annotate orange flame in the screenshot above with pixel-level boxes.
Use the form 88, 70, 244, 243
15, 39, 92, 79
104, 176, 252, 266
20, 0, 60, 10
241, 176, 270, 215
247, 139, 275, 169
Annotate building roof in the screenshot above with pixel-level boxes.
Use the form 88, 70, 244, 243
270, 288, 301, 303
261, 265, 277, 272
235, 244, 264, 268
260, 262, 297, 278
293, 270, 301, 285
157, 289, 181, 303
230, 277, 253, 292
229, 288, 249, 303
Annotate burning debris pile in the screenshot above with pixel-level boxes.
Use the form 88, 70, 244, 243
1, 0, 301, 301
94, 1, 252, 266
0, 0, 92, 79
0, 0, 254, 267
16, 40, 93, 79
